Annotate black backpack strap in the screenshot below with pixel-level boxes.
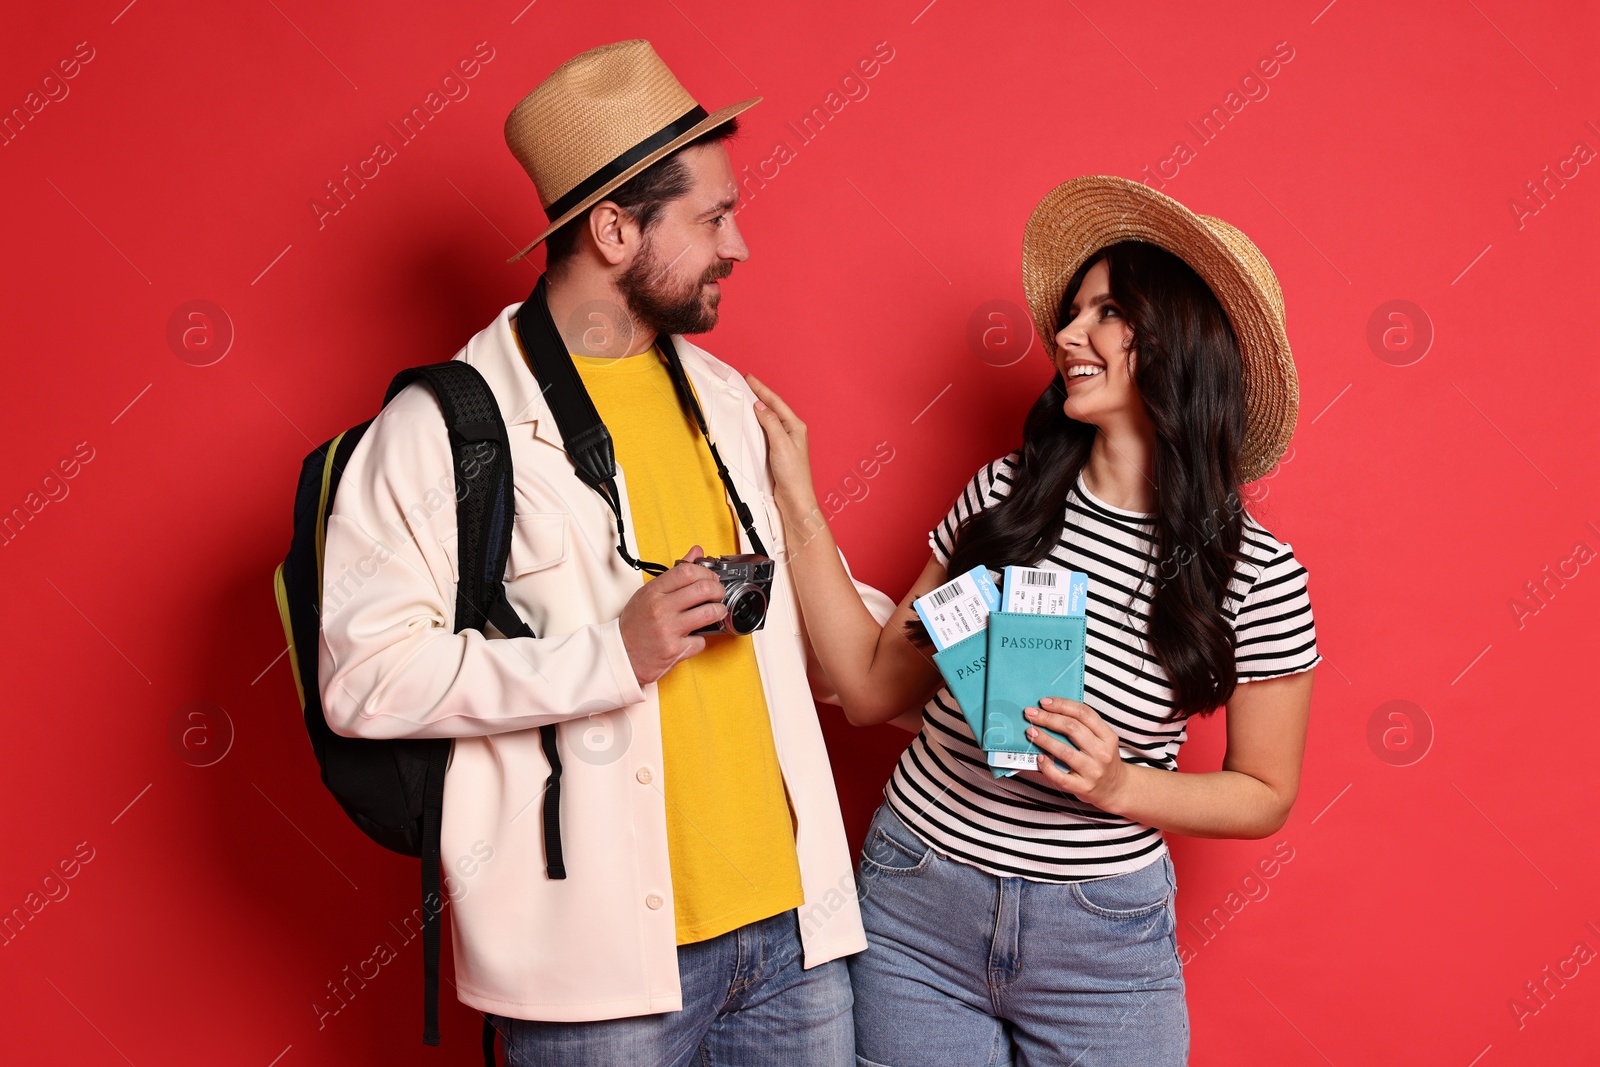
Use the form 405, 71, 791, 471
420, 742, 448, 1046
486, 587, 566, 879
384, 362, 518, 633
381, 361, 568, 1052
483, 1015, 499, 1066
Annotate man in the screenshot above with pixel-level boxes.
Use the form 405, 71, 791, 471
317, 39, 902, 1065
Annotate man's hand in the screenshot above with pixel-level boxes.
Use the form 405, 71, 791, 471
619, 545, 728, 686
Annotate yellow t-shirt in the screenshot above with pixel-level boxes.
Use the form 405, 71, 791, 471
571, 344, 804, 945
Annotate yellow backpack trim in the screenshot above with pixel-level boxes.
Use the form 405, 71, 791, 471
314, 429, 349, 602
272, 429, 348, 713
272, 562, 306, 710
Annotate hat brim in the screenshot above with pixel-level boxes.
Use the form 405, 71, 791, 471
507, 96, 762, 264
1020, 175, 1298, 485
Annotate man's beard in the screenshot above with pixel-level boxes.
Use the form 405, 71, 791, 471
616, 234, 731, 337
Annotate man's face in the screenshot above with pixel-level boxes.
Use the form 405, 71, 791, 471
616, 141, 749, 337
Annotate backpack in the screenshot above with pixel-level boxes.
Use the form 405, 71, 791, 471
271, 360, 563, 1063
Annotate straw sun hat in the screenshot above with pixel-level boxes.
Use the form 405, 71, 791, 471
1021, 175, 1299, 484
503, 39, 761, 263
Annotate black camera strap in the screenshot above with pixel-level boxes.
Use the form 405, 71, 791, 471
512, 273, 768, 574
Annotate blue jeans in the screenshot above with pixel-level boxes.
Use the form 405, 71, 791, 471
485, 907, 854, 1066
849, 802, 1188, 1067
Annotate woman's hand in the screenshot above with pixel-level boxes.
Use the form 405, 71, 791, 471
1025, 697, 1130, 812
746, 373, 819, 518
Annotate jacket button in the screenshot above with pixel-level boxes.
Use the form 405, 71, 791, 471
635, 767, 653, 784
646, 893, 664, 910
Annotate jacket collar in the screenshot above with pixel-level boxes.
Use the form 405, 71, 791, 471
464, 300, 749, 472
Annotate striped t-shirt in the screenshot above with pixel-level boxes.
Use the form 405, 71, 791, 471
886, 450, 1321, 882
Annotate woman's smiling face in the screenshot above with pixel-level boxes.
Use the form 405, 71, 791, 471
1053, 258, 1138, 424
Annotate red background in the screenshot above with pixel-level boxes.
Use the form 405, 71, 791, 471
3, 1, 1597, 1063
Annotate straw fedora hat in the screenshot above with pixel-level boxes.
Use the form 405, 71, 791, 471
1021, 175, 1298, 484
503, 39, 760, 264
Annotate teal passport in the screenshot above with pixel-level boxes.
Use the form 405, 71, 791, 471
930, 629, 988, 747
981, 610, 1087, 759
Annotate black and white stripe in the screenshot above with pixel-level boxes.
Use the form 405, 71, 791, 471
890, 450, 1321, 882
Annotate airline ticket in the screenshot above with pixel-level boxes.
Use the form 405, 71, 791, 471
913, 566, 1002, 651
1002, 566, 1088, 616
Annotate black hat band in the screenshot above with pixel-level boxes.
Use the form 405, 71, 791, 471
543, 105, 711, 223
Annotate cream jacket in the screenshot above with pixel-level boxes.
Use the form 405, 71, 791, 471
316, 301, 893, 1021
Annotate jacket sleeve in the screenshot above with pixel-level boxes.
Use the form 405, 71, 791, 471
316, 388, 646, 740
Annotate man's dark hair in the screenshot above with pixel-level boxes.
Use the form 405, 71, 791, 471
542, 117, 740, 271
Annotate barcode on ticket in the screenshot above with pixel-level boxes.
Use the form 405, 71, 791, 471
913, 566, 1002, 651
1002, 566, 1088, 616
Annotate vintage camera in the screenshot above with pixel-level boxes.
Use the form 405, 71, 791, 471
689, 554, 775, 636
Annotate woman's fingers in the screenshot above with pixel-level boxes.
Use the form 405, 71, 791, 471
1026, 719, 1082, 766
753, 411, 805, 480
751, 396, 797, 451
745, 373, 805, 430
751, 399, 784, 439
1041, 697, 1120, 747
1035, 750, 1084, 790
745, 372, 782, 411
1026, 705, 1095, 753
1028, 704, 1118, 770
1026, 703, 1077, 734
748, 377, 819, 509
1022, 697, 1126, 799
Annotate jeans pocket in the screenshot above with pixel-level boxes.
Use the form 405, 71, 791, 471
859, 805, 935, 876
1071, 854, 1173, 919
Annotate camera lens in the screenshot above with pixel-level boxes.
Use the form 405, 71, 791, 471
724, 585, 767, 635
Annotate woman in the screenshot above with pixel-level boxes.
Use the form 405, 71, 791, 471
745, 175, 1320, 1066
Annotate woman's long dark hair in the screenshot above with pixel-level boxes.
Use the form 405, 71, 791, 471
946, 240, 1250, 719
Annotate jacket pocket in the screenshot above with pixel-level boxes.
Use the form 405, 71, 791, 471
505, 513, 569, 580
